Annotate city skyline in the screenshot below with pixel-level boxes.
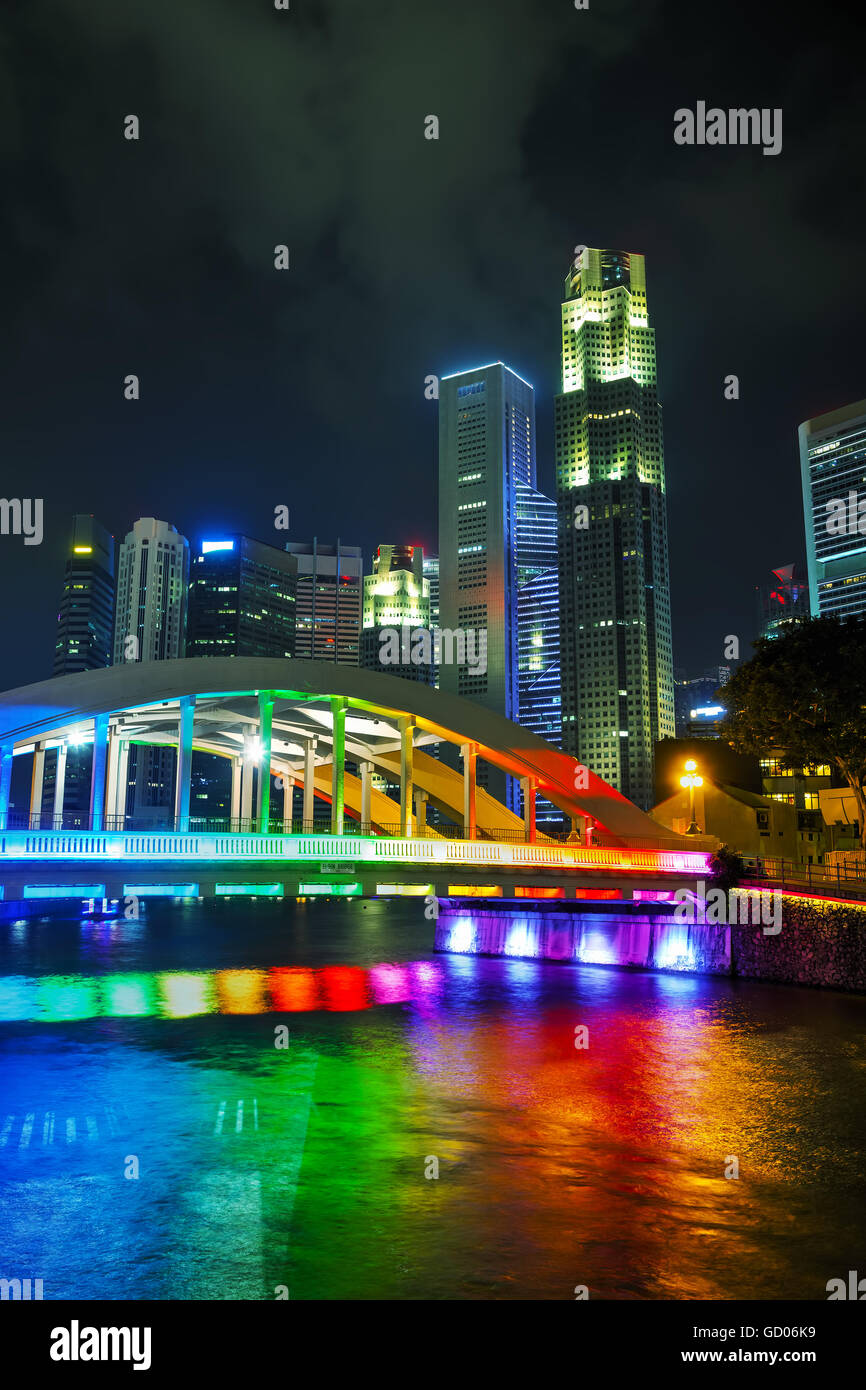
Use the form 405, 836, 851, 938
2, 4, 863, 692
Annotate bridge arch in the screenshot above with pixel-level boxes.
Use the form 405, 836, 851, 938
0, 657, 682, 846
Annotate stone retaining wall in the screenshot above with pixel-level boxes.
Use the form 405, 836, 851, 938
731, 893, 866, 992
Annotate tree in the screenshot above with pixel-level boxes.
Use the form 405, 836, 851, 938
719, 616, 866, 849
709, 845, 745, 890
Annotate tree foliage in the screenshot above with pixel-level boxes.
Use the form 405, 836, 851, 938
719, 616, 866, 846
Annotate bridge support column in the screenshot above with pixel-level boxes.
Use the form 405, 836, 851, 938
360, 760, 373, 832
30, 742, 46, 827
115, 741, 129, 826
281, 774, 294, 833
53, 742, 67, 827
257, 692, 274, 833
173, 697, 194, 833
230, 756, 242, 827
303, 738, 317, 830
105, 727, 120, 831
241, 737, 255, 829
460, 741, 477, 841
414, 786, 428, 837
399, 716, 414, 838
89, 713, 110, 832
330, 698, 346, 836
521, 777, 536, 843
0, 742, 12, 830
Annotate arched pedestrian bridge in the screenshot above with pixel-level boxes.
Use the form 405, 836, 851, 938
0, 658, 711, 902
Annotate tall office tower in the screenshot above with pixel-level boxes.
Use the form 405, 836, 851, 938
112, 518, 189, 827
186, 535, 297, 658
756, 563, 810, 640
423, 554, 440, 624
112, 517, 189, 663
360, 544, 433, 682
283, 539, 363, 664
515, 485, 561, 747
438, 362, 555, 810
555, 247, 675, 809
53, 514, 116, 675
799, 399, 866, 619
423, 554, 440, 687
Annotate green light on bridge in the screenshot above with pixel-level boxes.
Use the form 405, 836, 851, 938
215, 883, 283, 897
299, 882, 362, 897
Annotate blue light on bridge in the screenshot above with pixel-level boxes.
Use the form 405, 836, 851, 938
22, 885, 106, 899
123, 884, 200, 898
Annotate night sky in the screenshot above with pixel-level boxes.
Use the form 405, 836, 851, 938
1, 0, 864, 689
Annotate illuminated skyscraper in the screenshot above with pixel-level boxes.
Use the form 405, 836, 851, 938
555, 248, 675, 808
112, 517, 189, 826
360, 544, 432, 682
515, 484, 560, 749
112, 516, 189, 663
799, 399, 866, 619
756, 563, 810, 640
439, 362, 557, 811
283, 539, 362, 664
53, 514, 115, 675
187, 536, 297, 658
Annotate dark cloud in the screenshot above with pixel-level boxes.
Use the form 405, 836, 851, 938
0, 0, 864, 685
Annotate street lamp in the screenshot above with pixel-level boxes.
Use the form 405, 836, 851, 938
680, 759, 703, 835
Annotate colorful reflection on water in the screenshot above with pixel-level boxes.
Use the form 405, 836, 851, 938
1, 900, 866, 1301
0, 960, 443, 1021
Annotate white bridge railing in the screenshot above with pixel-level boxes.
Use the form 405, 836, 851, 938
0, 828, 710, 875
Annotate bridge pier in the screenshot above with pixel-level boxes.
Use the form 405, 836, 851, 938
257, 692, 274, 833
399, 716, 414, 838
30, 741, 46, 823
330, 698, 346, 835
461, 741, 477, 841
360, 760, 373, 831
89, 713, 109, 833
53, 742, 67, 825
521, 777, 536, 844
174, 697, 195, 833
303, 738, 317, 828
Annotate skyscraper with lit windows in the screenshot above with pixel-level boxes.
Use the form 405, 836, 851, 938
555, 248, 675, 809
799, 398, 866, 620
53, 514, 115, 675
439, 362, 558, 811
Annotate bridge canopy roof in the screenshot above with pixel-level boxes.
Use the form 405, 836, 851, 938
0, 657, 681, 845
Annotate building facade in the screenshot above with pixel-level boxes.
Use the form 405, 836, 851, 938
756, 563, 810, 640
112, 517, 189, 664
515, 484, 561, 747
360, 544, 433, 683
53, 514, 116, 676
438, 362, 557, 811
186, 535, 297, 659
555, 247, 675, 808
283, 539, 362, 664
800, 398, 866, 620
112, 517, 190, 826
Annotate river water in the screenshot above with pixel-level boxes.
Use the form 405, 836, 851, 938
1, 898, 865, 1300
